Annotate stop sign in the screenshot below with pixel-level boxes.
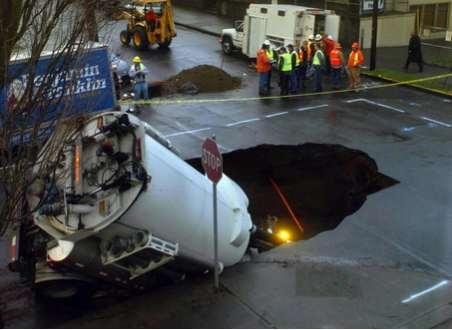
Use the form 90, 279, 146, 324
202, 138, 223, 183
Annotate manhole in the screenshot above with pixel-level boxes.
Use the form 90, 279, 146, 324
188, 143, 398, 247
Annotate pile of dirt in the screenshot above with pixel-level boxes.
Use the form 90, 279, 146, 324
163, 65, 241, 95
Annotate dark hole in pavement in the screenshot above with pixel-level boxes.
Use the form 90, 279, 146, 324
187, 143, 399, 244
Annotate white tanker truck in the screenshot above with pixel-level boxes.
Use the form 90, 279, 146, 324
10, 111, 262, 298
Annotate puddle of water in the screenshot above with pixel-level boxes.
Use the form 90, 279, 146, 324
188, 143, 398, 245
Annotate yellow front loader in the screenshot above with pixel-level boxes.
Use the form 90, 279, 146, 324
117, 0, 177, 50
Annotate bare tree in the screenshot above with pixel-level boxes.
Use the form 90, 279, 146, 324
0, 0, 121, 236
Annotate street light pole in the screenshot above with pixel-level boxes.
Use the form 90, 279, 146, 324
370, 0, 378, 70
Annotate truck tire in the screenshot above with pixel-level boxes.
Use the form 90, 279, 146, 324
132, 27, 148, 50
35, 279, 94, 301
221, 36, 233, 55
158, 38, 172, 49
120, 30, 130, 46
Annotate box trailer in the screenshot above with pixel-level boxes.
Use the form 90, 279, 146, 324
220, 3, 340, 57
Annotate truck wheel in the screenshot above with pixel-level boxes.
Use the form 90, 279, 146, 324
132, 27, 148, 50
158, 39, 172, 49
221, 36, 233, 55
35, 279, 94, 300
120, 30, 130, 46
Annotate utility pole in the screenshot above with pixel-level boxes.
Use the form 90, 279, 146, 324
369, 0, 378, 70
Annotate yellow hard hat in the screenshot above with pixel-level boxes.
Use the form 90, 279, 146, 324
132, 56, 141, 63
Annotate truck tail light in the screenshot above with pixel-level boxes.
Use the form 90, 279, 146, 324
135, 137, 142, 161
97, 116, 104, 129
73, 144, 81, 184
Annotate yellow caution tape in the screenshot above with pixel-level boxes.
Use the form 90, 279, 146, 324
119, 72, 452, 106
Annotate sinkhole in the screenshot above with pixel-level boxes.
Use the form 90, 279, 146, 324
188, 143, 398, 247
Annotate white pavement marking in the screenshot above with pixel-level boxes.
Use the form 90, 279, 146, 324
226, 118, 261, 127
420, 116, 452, 127
169, 122, 231, 152
297, 104, 329, 112
165, 127, 212, 137
345, 98, 405, 113
443, 99, 451, 103
265, 111, 289, 118
401, 280, 449, 304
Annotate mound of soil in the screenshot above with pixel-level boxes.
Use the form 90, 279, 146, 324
163, 65, 241, 95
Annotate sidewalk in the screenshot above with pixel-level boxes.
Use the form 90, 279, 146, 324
173, 5, 452, 95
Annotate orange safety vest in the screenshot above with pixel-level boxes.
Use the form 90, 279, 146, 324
298, 48, 304, 62
307, 41, 313, 61
348, 50, 364, 68
329, 49, 342, 67
256, 49, 272, 73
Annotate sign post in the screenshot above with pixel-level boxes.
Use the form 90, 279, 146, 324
201, 137, 223, 290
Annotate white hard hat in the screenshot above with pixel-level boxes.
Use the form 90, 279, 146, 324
327, 35, 334, 40
315, 34, 322, 41
308, 34, 314, 40
263, 40, 271, 46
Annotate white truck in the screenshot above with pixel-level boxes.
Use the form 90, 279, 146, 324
220, 3, 341, 57
9, 111, 266, 299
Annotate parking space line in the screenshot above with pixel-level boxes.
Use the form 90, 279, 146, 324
420, 116, 452, 127
226, 118, 261, 127
165, 127, 212, 137
346, 98, 405, 113
297, 104, 329, 111
265, 111, 288, 118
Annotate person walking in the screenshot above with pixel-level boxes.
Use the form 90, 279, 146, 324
347, 42, 364, 89
404, 32, 423, 72
329, 42, 345, 89
256, 41, 273, 96
298, 41, 309, 90
312, 43, 326, 92
129, 56, 150, 111
287, 44, 300, 93
278, 47, 292, 96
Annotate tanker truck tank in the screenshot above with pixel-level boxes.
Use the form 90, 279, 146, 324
26, 111, 253, 296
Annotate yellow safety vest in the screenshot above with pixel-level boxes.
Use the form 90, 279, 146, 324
292, 51, 300, 66
312, 50, 324, 66
281, 53, 292, 72
266, 49, 275, 61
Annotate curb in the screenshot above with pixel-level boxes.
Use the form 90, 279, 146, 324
362, 72, 452, 98
175, 21, 221, 38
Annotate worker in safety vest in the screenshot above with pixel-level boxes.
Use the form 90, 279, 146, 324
129, 56, 150, 111
322, 34, 335, 74
312, 43, 325, 92
347, 42, 365, 89
256, 41, 273, 96
278, 47, 292, 96
287, 44, 300, 93
307, 35, 315, 65
264, 40, 277, 90
329, 42, 345, 89
298, 41, 309, 90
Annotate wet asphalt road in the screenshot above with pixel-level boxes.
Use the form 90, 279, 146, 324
2, 22, 452, 328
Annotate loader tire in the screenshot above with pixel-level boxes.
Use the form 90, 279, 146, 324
120, 30, 130, 46
158, 38, 172, 49
221, 36, 233, 55
132, 27, 148, 50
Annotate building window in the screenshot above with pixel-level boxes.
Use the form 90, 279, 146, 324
411, 3, 450, 30
278, 10, 285, 16
424, 4, 435, 27
437, 3, 449, 28
260, 8, 268, 13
